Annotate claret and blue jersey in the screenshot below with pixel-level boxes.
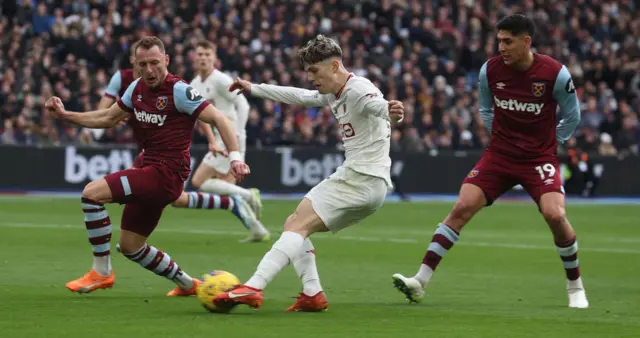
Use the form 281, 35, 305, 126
116, 73, 210, 176
477, 53, 581, 159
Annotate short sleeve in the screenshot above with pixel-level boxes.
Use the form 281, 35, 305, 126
348, 80, 388, 118
116, 78, 140, 113
173, 81, 210, 117
104, 71, 122, 98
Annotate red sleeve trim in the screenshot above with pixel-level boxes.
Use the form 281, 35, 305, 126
191, 101, 210, 118
117, 99, 134, 113
103, 93, 117, 99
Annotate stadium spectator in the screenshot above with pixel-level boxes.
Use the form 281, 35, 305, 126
0, 0, 637, 156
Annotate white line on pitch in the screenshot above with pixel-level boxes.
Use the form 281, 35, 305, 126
1, 221, 640, 255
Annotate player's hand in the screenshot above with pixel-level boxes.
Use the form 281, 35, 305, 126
209, 141, 228, 157
229, 78, 252, 95
230, 160, 251, 182
117, 116, 130, 127
44, 96, 68, 119
388, 100, 404, 123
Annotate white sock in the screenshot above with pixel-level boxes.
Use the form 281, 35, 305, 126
292, 238, 323, 296
251, 219, 269, 235
414, 264, 433, 288
568, 277, 584, 291
173, 270, 195, 289
93, 256, 112, 277
200, 178, 253, 201
245, 231, 304, 290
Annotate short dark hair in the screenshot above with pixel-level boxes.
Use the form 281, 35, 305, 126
195, 40, 216, 50
134, 36, 165, 55
496, 14, 536, 37
298, 34, 343, 67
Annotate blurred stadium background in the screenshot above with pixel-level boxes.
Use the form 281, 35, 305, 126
0, 0, 638, 198
0, 2, 639, 337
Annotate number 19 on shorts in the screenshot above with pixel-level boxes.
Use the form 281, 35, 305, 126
535, 163, 556, 180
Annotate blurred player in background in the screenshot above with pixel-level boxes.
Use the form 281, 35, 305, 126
98, 43, 146, 167
182, 40, 269, 242
46, 36, 251, 297
392, 14, 588, 309
213, 35, 405, 312
99, 44, 139, 110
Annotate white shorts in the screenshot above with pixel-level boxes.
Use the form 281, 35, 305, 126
201, 134, 246, 174
201, 151, 245, 174
305, 166, 388, 233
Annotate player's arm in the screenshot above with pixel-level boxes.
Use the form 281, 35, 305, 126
217, 75, 250, 132
174, 82, 240, 158
198, 105, 239, 156
98, 71, 122, 109
98, 96, 116, 110
477, 62, 494, 133
354, 88, 404, 123
554, 66, 581, 143
230, 78, 329, 107
225, 76, 251, 126
64, 77, 138, 127
197, 119, 216, 144
46, 100, 129, 128
45, 78, 136, 128
233, 94, 250, 133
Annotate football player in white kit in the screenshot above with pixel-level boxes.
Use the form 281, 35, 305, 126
213, 35, 405, 311
186, 40, 269, 242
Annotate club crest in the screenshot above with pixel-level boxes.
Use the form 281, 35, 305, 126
156, 96, 168, 110
532, 82, 546, 97
467, 169, 479, 178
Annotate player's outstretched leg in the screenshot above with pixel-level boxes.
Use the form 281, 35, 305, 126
171, 192, 270, 242
393, 183, 486, 303
117, 229, 200, 297
286, 238, 328, 312
539, 192, 589, 309
214, 198, 327, 310
66, 179, 116, 294
199, 178, 263, 219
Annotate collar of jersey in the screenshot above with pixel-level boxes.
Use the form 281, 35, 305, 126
335, 73, 354, 99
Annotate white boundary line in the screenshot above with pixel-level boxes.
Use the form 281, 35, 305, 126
2, 221, 639, 255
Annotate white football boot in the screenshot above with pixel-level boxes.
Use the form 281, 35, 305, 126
392, 273, 424, 303
567, 277, 589, 308
230, 195, 270, 243
248, 188, 263, 220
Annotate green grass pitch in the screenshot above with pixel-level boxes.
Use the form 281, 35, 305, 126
0, 197, 638, 337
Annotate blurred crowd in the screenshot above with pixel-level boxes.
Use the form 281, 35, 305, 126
0, 0, 638, 157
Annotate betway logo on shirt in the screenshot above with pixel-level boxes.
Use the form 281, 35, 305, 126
134, 108, 167, 126
493, 97, 544, 115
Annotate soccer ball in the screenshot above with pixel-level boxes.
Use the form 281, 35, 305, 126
196, 270, 241, 313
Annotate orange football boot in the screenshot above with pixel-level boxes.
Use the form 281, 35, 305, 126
167, 279, 200, 296
285, 291, 328, 312
213, 285, 263, 309
65, 269, 115, 294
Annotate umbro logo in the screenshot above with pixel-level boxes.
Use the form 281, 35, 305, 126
496, 82, 506, 90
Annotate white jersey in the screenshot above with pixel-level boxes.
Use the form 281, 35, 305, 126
191, 69, 250, 152
252, 74, 392, 187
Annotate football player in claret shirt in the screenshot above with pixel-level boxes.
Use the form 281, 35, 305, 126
392, 14, 588, 309
101, 43, 265, 241
45, 36, 251, 297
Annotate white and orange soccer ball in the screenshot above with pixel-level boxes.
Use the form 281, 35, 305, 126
196, 270, 241, 313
